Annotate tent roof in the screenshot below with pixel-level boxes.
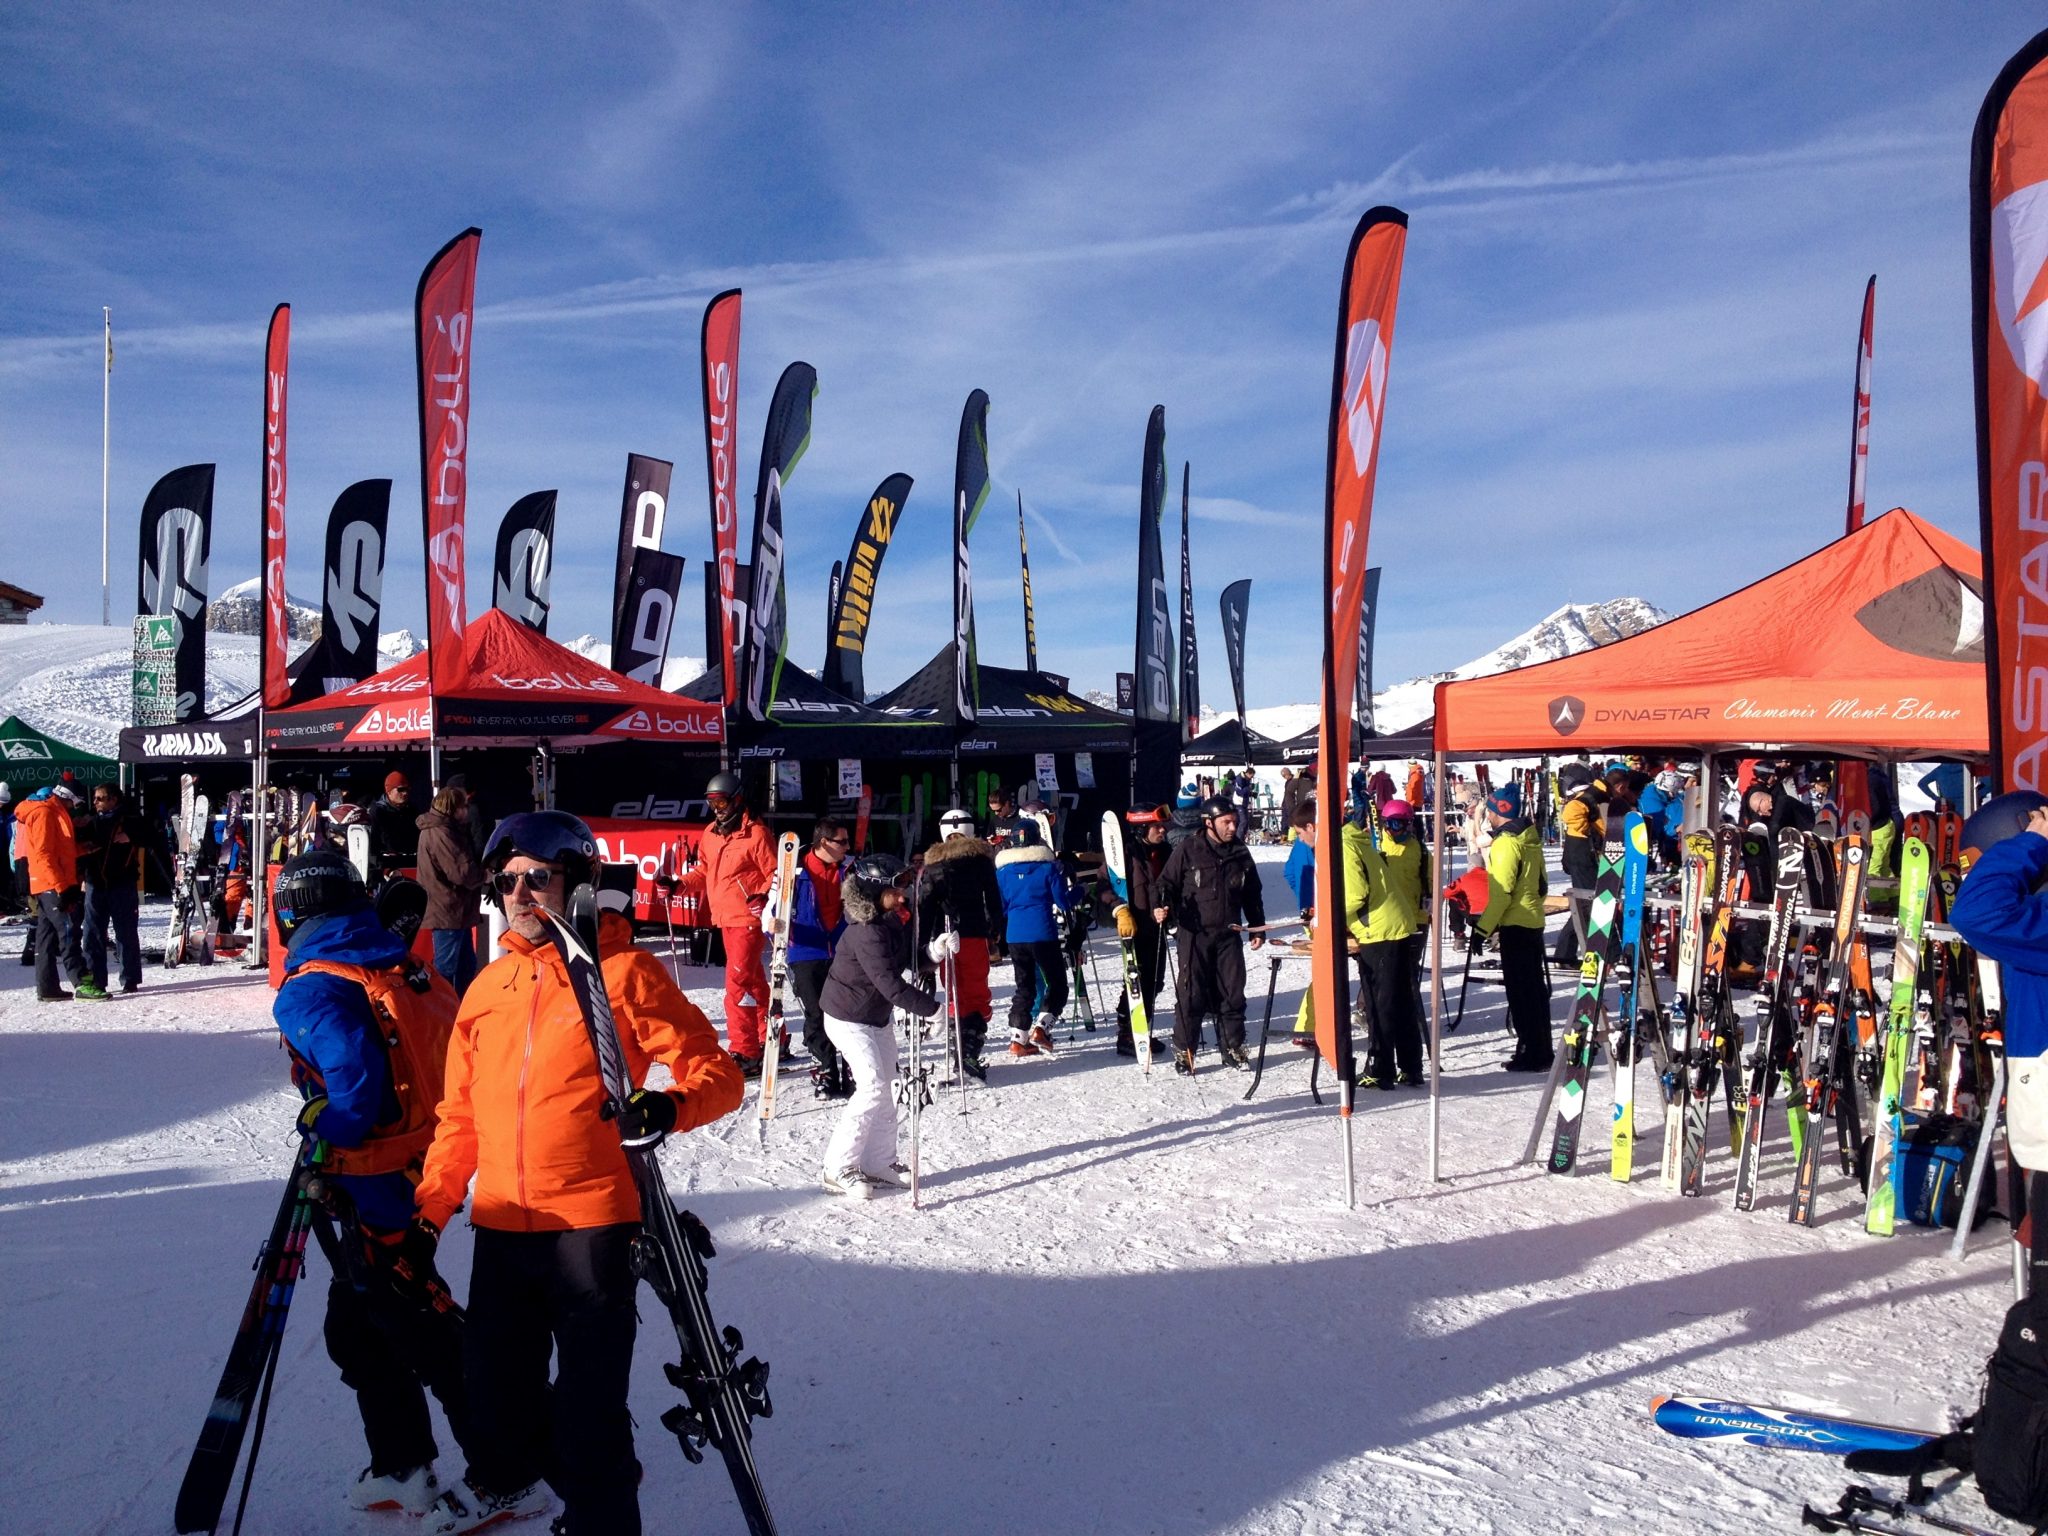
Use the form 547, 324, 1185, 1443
1, 715, 119, 787
1434, 509, 1988, 759
873, 649, 1133, 755
1273, 717, 1436, 765
681, 662, 954, 760
1181, 717, 1284, 767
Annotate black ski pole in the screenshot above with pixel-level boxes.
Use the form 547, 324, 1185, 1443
1448, 943, 1475, 1033
1242, 954, 1284, 1101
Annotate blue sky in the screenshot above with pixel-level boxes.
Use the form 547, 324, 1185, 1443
4, 4, 2042, 712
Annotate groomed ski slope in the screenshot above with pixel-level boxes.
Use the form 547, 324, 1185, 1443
0, 847, 2021, 1534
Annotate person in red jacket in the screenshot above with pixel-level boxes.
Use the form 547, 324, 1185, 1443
412, 811, 744, 1535
674, 771, 780, 1074
16, 784, 83, 1002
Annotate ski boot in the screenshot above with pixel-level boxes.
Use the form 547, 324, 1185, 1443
1029, 1012, 1057, 1055
349, 1463, 444, 1515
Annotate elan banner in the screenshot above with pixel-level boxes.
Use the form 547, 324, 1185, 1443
953, 389, 991, 727
741, 361, 819, 720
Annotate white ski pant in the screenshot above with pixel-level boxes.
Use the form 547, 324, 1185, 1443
822, 1013, 899, 1179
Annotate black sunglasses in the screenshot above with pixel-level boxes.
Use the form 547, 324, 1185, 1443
491, 867, 557, 895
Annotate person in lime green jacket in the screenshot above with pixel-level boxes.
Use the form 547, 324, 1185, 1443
1472, 782, 1553, 1072
1346, 799, 1430, 1087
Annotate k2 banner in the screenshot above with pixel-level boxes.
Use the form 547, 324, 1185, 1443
610, 454, 672, 658
493, 490, 556, 633
136, 462, 214, 721
292, 479, 392, 700
615, 550, 686, 687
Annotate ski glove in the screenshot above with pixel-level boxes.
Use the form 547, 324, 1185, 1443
927, 931, 960, 962
1466, 927, 1488, 955
296, 1095, 330, 1139
619, 1087, 678, 1149
1113, 904, 1136, 940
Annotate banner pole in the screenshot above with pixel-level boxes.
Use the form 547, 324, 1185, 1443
1428, 745, 1446, 1182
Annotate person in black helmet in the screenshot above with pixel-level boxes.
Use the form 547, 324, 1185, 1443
269, 849, 477, 1519
1152, 795, 1266, 1074
413, 811, 744, 1534
671, 771, 779, 1074
817, 853, 943, 1197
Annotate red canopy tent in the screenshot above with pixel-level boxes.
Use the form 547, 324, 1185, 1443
260, 607, 723, 752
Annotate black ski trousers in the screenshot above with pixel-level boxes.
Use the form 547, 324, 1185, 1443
1007, 940, 1068, 1033
32, 889, 81, 996
322, 1258, 472, 1476
1497, 925, 1554, 1062
1357, 938, 1422, 1079
791, 958, 833, 1069
465, 1223, 642, 1536
1174, 927, 1247, 1053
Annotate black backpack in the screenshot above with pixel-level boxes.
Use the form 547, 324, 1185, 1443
1975, 1298, 2048, 1524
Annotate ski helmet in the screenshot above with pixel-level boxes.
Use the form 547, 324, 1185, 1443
482, 810, 599, 890
274, 849, 369, 943
1125, 803, 1169, 826
374, 875, 429, 945
845, 852, 908, 903
1198, 795, 1236, 822
705, 771, 742, 800
1960, 790, 2048, 872
939, 807, 976, 838
1010, 817, 1044, 847
1558, 762, 1592, 795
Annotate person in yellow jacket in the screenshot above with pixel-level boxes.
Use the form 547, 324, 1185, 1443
1471, 782, 1553, 1072
1345, 799, 1431, 1087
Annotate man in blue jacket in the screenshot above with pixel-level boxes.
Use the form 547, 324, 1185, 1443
787, 818, 851, 1098
995, 819, 1069, 1057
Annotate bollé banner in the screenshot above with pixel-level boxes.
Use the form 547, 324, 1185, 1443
953, 390, 991, 726
1312, 206, 1408, 1181
136, 463, 214, 721
493, 490, 556, 633
610, 453, 673, 658
1972, 27, 2048, 792
699, 289, 742, 707
1179, 461, 1199, 741
825, 472, 913, 701
290, 478, 391, 699
415, 227, 481, 698
741, 361, 819, 720
261, 303, 291, 708
1220, 577, 1252, 733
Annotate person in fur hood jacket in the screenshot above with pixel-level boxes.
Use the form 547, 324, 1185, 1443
994, 819, 1070, 1058
915, 807, 1005, 1079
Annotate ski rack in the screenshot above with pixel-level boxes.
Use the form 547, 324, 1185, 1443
1566, 886, 1962, 944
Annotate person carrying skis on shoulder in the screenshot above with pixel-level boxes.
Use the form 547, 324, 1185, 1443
1153, 795, 1266, 1074
1348, 798, 1430, 1088
1472, 782, 1552, 1073
1552, 760, 1605, 968
672, 770, 780, 1076
413, 811, 744, 1535
788, 817, 852, 1098
268, 848, 476, 1520
818, 853, 942, 1198
17, 783, 83, 1002
996, 818, 1070, 1057
915, 806, 1005, 1079
1109, 805, 1173, 1059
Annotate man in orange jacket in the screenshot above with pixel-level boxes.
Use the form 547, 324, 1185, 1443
674, 771, 779, 1074
411, 811, 744, 1536
16, 784, 83, 1002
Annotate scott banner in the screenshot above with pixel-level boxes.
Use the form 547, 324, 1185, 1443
1220, 578, 1252, 732
261, 303, 291, 707
953, 389, 991, 726
1846, 276, 1875, 535
610, 454, 673, 657
1357, 565, 1382, 735
1131, 404, 1177, 804
1973, 27, 2048, 793
699, 289, 742, 707
1311, 206, 1408, 1179
415, 227, 481, 696
292, 478, 391, 699
824, 471, 912, 701
1018, 491, 1039, 675
1179, 462, 1199, 741
614, 549, 686, 686
741, 361, 819, 720
493, 490, 556, 632
136, 462, 214, 721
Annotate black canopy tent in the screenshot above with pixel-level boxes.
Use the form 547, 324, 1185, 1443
873, 647, 1134, 756
1181, 717, 1284, 767
1273, 715, 1436, 765
682, 662, 954, 762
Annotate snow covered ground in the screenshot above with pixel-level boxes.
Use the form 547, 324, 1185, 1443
0, 848, 2022, 1535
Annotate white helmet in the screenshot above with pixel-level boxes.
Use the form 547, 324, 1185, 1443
940, 807, 975, 838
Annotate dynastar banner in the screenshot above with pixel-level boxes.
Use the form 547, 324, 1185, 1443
614, 549, 686, 687
741, 361, 819, 721
1018, 491, 1040, 675
493, 490, 556, 632
261, 303, 291, 708
700, 289, 742, 707
1973, 28, 2048, 793
1312, 206, 1407, 1138
293, 478, 391, 699
415, 226, 481, 697
1357, 565, 1382, 735
953, 389, 991, 726
136, 463, 214, 721
1220, 577, 1252, 732
1847, 276, 1875, 535
825, 471, 912, 701
1178, 462, 1199, 741
610, 454, 672, 660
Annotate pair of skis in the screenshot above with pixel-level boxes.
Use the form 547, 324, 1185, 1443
756, 832, 803, 1127
1546, 822, 1628, 1174
164, 775, 215, 967
1101, 810, 1154, 1076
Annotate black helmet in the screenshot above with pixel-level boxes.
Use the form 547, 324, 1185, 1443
706, 771, 742, 800
1198, 795, 1236, 822
846, 852, 908, 902
374, 875, 429, 945
1961, 790, 2048, 871
1558, 762, 1593, 795
483, 810, 599, 891
1010, 817, 1043, 847
274, 849, 368, 944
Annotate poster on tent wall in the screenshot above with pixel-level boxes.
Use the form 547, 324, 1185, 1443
825, 472, 913, 700
1846, 277, 1875, 536
838, 758, 862, 798
1035, 753, 1058, 792
1972, 28, 2048, 793
775, 760, 804, 802
953, 389, 991, 727
614, 550, 686, 686
700, 289, 743, 709
416, 227, 481, 698
742, 361, 819, 721
136, 462, 214, 721
1221, 578, 1252, 732
261, 303, 291, 708
1131, 405, 1178, 804
294, 479, 391, 699
1311, 206, 1408, 1159
1074, 752, 1096, 789
493, 491, 556, 632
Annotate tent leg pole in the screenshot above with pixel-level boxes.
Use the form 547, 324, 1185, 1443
1429, 746, 1446, 1184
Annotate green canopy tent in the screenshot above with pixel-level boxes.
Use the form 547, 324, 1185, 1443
0, 715, 119, 792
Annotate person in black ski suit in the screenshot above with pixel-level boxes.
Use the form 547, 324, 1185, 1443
1152, 795, 1266, 1071
78, 782, 149, 995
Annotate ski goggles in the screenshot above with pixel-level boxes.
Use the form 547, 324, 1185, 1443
1381, 818, 1414, 837
490, 867, 558, 896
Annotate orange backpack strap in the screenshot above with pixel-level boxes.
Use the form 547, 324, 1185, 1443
293, 958, 459, 1177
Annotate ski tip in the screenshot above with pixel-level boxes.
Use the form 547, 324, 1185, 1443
1649, 1393, 1670, 1412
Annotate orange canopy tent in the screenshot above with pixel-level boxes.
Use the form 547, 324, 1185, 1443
1432, 508, 1988, 760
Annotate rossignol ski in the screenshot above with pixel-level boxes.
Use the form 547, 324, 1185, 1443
1733, 826, 1810, 1212
1649, 1394, 1940, 1457
1548, 824, 1627, 1175
757, 832, 803, 1124
1865, 834, 1931, 1236
538, 889, 778, 1536
1789, 829, 1868, 1226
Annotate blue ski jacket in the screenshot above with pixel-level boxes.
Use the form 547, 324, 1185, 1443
1950, 832, 2048, 1169
274, 906, 417, 1231
995, 843, 1070, 945
1284, 837, 1315, 914
787, 856, 844, 966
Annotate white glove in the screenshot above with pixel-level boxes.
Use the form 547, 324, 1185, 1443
927, 931, 960, 961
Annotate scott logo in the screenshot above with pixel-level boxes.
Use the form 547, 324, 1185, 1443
1549, 696, 1585, 736
1342, 318, 1389, 476
1994, 181, 2048, 387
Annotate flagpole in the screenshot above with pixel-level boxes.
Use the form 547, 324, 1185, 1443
101, 307, 111, 627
